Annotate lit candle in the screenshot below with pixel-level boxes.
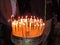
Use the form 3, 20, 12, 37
33, 16, 36, 30
18, 16, 20, 31
29, 21, 32, 35
12, 20, 16, 35
39, 18, 45, 35
11, 15, 14, 21
21, 18, 24, 37
25, 16, 29, 37
30, 16, 33, 30
15, 21, 19, 35
19, 22, 22, 37
40, 18, 43, 24
25, 16, 28, 31
41, 23, 45, 34
22, 23, 25, 37
18, 16, 20, 21
36, 17, 39, 30
20, 17, 23, 31
39, 23, 43, 35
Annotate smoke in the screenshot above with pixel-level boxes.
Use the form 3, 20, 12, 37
10, 0, 17, 16
8, 0, 16, 23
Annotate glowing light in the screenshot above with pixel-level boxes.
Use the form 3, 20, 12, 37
11, 16, 45, 38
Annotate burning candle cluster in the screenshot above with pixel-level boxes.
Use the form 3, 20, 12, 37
11, 16, 45, 38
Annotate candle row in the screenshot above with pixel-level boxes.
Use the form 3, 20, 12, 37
11, 16, 45, 30
11, 16, 45, 37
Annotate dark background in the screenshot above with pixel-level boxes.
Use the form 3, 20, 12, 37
0, 0, 60, 45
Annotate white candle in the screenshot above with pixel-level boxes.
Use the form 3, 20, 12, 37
12, 20, 16, 35
39, 23, 43, 35
41, 23, 45, 33
29, 22, 31, 31
15, 21, 19, 35
33, 16, 36, 30
22, 23, 26, 37
36, 18, 39, 30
